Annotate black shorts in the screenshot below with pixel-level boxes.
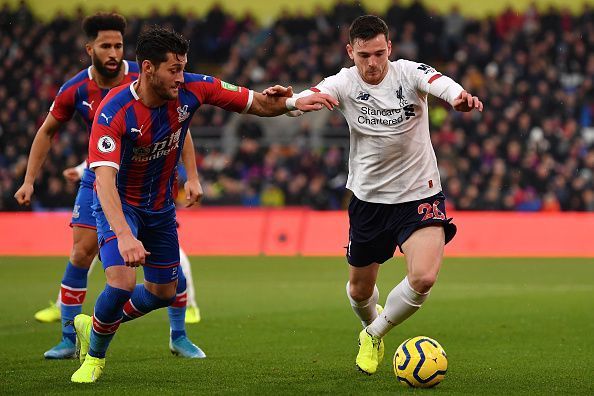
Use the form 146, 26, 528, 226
346, 192, 457, 267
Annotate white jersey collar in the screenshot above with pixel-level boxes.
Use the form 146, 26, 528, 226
130, 81, 140, 100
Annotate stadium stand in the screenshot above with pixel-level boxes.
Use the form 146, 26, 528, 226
1, 1, 593, 211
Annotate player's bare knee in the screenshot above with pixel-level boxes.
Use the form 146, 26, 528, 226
105, 268, 136, 291
70, 238, 98, 268
69, 247, 96, 268
145, 281, 177, 301
349, 282, 375, 302
106, 277, 135, 292
408, 273, 437, 294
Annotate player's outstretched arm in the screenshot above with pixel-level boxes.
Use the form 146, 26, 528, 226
14, 114, 62, 205
181, 131, 203, 207
95, 166, 150, 267
452, 90, 483, 112
262, 85, 338, 117
246, 91, 338, 117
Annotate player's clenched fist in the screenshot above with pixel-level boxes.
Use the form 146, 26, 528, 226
184, 179, 203, 207
14, 183, 34, 206
117, 232, 150, 267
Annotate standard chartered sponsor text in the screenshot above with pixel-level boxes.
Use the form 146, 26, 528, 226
358, 106, 404, 126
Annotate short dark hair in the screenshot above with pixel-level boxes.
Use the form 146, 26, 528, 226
82, 12, 126, 40
136, 25, 189, 68
349, 15, 389, 44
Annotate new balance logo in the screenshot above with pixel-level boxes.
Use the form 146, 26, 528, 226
356, 91, 370, 101
82, 100, 94, 110
100, 113, 113, 124
130, 125, 144, 136
403, 104, 416, 120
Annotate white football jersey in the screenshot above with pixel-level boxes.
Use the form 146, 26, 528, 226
311, 59, 463, 204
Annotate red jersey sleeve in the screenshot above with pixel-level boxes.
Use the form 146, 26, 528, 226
49, 83, 77, 122
185, 73, 253, 113
88, 104, 125, 171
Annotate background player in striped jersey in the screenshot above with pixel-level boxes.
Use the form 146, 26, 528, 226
264, 15, 483, 375
62, 160, 203, 324
14, 13, 204, 360
70, 25, 337, 383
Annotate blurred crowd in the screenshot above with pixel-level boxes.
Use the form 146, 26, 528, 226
1, 1, 594, 211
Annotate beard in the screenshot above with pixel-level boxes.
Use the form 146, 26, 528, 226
149, 73, 178, 101
92, 54, 122, 79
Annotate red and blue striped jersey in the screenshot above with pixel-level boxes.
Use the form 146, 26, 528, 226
50, 60, 140, 133
88, 73, 253, 211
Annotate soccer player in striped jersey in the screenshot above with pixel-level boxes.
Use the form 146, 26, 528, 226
14, 13, 203, 360
69, 25, 336, 384
265, 15, 483, 375
62, 163, 203, 325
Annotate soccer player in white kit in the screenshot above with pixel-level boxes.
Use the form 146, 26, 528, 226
266, 15, 483, 374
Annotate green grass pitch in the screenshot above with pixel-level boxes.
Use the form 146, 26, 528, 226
0, 256, 593, 394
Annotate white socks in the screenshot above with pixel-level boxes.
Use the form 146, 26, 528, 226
346, 282, 379, 327
366, 276, 429, 338
179, 247, 197, 308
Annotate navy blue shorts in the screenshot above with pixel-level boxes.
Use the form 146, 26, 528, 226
94, 199, 180, 284
346, 192, 457, 267
70, 168, 96, 229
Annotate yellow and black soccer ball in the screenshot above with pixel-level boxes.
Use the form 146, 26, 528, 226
393, 336, 448, 388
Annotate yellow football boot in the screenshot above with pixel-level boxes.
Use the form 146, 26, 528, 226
73, 314, 92, 363
356, 329, 384, 375
184, 305, 201, 324
71, 355, 105, 383
34, 301, 60, 323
